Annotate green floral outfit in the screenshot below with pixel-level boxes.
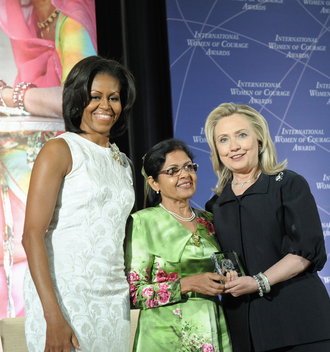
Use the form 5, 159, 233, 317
126, 206, 232, 352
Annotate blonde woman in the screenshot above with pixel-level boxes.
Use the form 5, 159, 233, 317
205, 103, 330, 352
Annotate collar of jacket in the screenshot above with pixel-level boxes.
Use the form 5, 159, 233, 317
215, 172, 271, 207
130, 206, 220, 263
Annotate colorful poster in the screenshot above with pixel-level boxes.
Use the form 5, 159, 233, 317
0, 0, 97, 319
166, 0, 330, 293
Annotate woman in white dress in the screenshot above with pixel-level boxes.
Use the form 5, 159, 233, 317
22, 56, 136, 352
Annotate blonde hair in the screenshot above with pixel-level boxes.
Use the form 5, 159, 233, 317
205, 102, 287, 195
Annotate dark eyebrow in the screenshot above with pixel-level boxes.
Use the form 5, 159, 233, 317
91, 90, 120, 95
164, 160, 192, 168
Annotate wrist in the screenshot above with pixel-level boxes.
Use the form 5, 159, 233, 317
44, 308, 64, 323
13, 82, 37, 111
253, 272, 271, 297
180, 277, 190, 295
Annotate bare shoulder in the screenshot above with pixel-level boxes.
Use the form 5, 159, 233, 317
34, 137, 72, 176
43, 138, 70, 152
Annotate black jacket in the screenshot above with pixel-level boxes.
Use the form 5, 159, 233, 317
206, 170, 330, 352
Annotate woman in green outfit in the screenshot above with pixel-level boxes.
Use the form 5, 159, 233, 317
125, 138, 233, 352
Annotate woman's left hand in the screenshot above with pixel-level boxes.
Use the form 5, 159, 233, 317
224, 254, 312, 297
224, 276, 258, 297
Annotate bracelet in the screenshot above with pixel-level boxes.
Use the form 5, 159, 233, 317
257, 272, 271, 293
253, 275, 263, 297
253, 272, 271, 297
12, 82, 37, 111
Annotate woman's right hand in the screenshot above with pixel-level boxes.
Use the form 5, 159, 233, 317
180, 272, 227, 296
45, 315, 80, 351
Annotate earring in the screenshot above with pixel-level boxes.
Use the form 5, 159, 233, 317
156, 190, 160, 194
258, 146, 262, 154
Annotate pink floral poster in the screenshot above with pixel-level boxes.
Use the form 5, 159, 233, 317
0, 0, 97, 320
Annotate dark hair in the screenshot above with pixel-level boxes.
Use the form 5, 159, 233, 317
63, 56, 136, 138
143, 138, 194, 208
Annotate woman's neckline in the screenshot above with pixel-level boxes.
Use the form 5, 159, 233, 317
71, 132, 111, 149
231, 171, 262, 196
157, 204, 198, 234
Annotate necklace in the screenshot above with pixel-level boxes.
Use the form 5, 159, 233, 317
38, 9, 59, 38
231, 171, 262, 187
159, 203, 196, 222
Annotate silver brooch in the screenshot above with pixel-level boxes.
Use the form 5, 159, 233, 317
275, 172, 284, 182
110, 143, 124, 166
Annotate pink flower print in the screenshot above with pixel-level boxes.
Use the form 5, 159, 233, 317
168, 272, 179, 281
159, 283, 170, 290
142, 286, 154, 298
202, 344, 215, 352
157, 288, 171, 304
128, 271, 140, 283
156, 270, 179, 283
129, 284, 138, 305
145, 267, 150, 280
196, 217, 206, 225
196, 218, 215, 235
146, 297, 159, 308
129, 284, 137, 296
132, 295, 137, 305
206, 222, 215, 233
158, 283, 171, 304
173, 308, 182, 318
156, 270, 168, 283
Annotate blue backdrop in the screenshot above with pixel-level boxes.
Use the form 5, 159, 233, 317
166, 0, 330, 293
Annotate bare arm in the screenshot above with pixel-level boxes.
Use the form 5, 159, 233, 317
265, 253, 311, 285
22, 138, 80, 351
2, 86, 64, 118
224, 253, 311, 297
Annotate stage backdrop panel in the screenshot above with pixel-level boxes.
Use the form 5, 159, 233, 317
166, 0, 330, 293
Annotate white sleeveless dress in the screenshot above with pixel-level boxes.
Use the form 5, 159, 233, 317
24, 132, 135, 352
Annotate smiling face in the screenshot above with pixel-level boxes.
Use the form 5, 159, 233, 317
80, 73, 122, 141
149, 149, 197, 203
215, 113, 260, 176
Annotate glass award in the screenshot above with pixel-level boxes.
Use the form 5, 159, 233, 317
211, 250, 245, 277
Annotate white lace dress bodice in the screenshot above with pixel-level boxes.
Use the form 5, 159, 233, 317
24, 132, 135, 352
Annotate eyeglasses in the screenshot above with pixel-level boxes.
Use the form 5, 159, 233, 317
158, 163, 199, 177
